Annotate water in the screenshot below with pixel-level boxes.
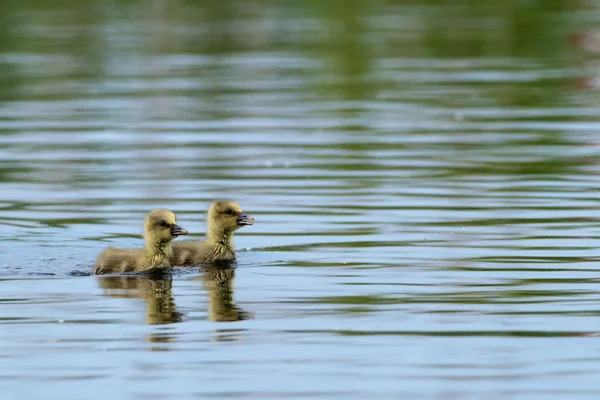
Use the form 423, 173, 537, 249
1, 0, 600, 398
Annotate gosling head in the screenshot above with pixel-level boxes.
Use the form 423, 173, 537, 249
144, 208, 188, 244
207, 200, 254, 235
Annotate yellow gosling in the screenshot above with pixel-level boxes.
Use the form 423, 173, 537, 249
92, 208, 188, 275
171, 200, 253, 266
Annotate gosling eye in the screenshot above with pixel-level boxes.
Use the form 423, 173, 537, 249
224, 208, 233, 215
158, 220, 168, 228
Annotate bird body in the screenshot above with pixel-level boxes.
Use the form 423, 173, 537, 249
92, 208, 188, 275
171, 240, 235, 265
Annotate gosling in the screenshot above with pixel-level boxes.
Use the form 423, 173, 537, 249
92, 209, 188, 275
171, 200, 253, 266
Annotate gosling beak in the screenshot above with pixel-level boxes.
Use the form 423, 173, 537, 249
170, 224, 188, 236
237, 212, 254, 226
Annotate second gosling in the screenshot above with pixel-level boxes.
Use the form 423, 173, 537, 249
171, 200, 253, 266
92, 208, 188, 275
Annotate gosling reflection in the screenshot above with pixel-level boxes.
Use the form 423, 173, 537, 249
97, 273, 183, 325
196, 263, 254, 323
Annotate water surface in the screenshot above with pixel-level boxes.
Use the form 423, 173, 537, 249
1, 1, 600, 399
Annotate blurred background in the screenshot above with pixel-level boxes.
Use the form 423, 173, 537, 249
1, 0, 600, 399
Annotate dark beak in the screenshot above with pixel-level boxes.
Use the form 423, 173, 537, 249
237, 212, 254, 226
170, 224, 188, 236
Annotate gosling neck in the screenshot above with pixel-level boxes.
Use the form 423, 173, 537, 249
206, 224, 235, 250
145, 236, 173, 259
